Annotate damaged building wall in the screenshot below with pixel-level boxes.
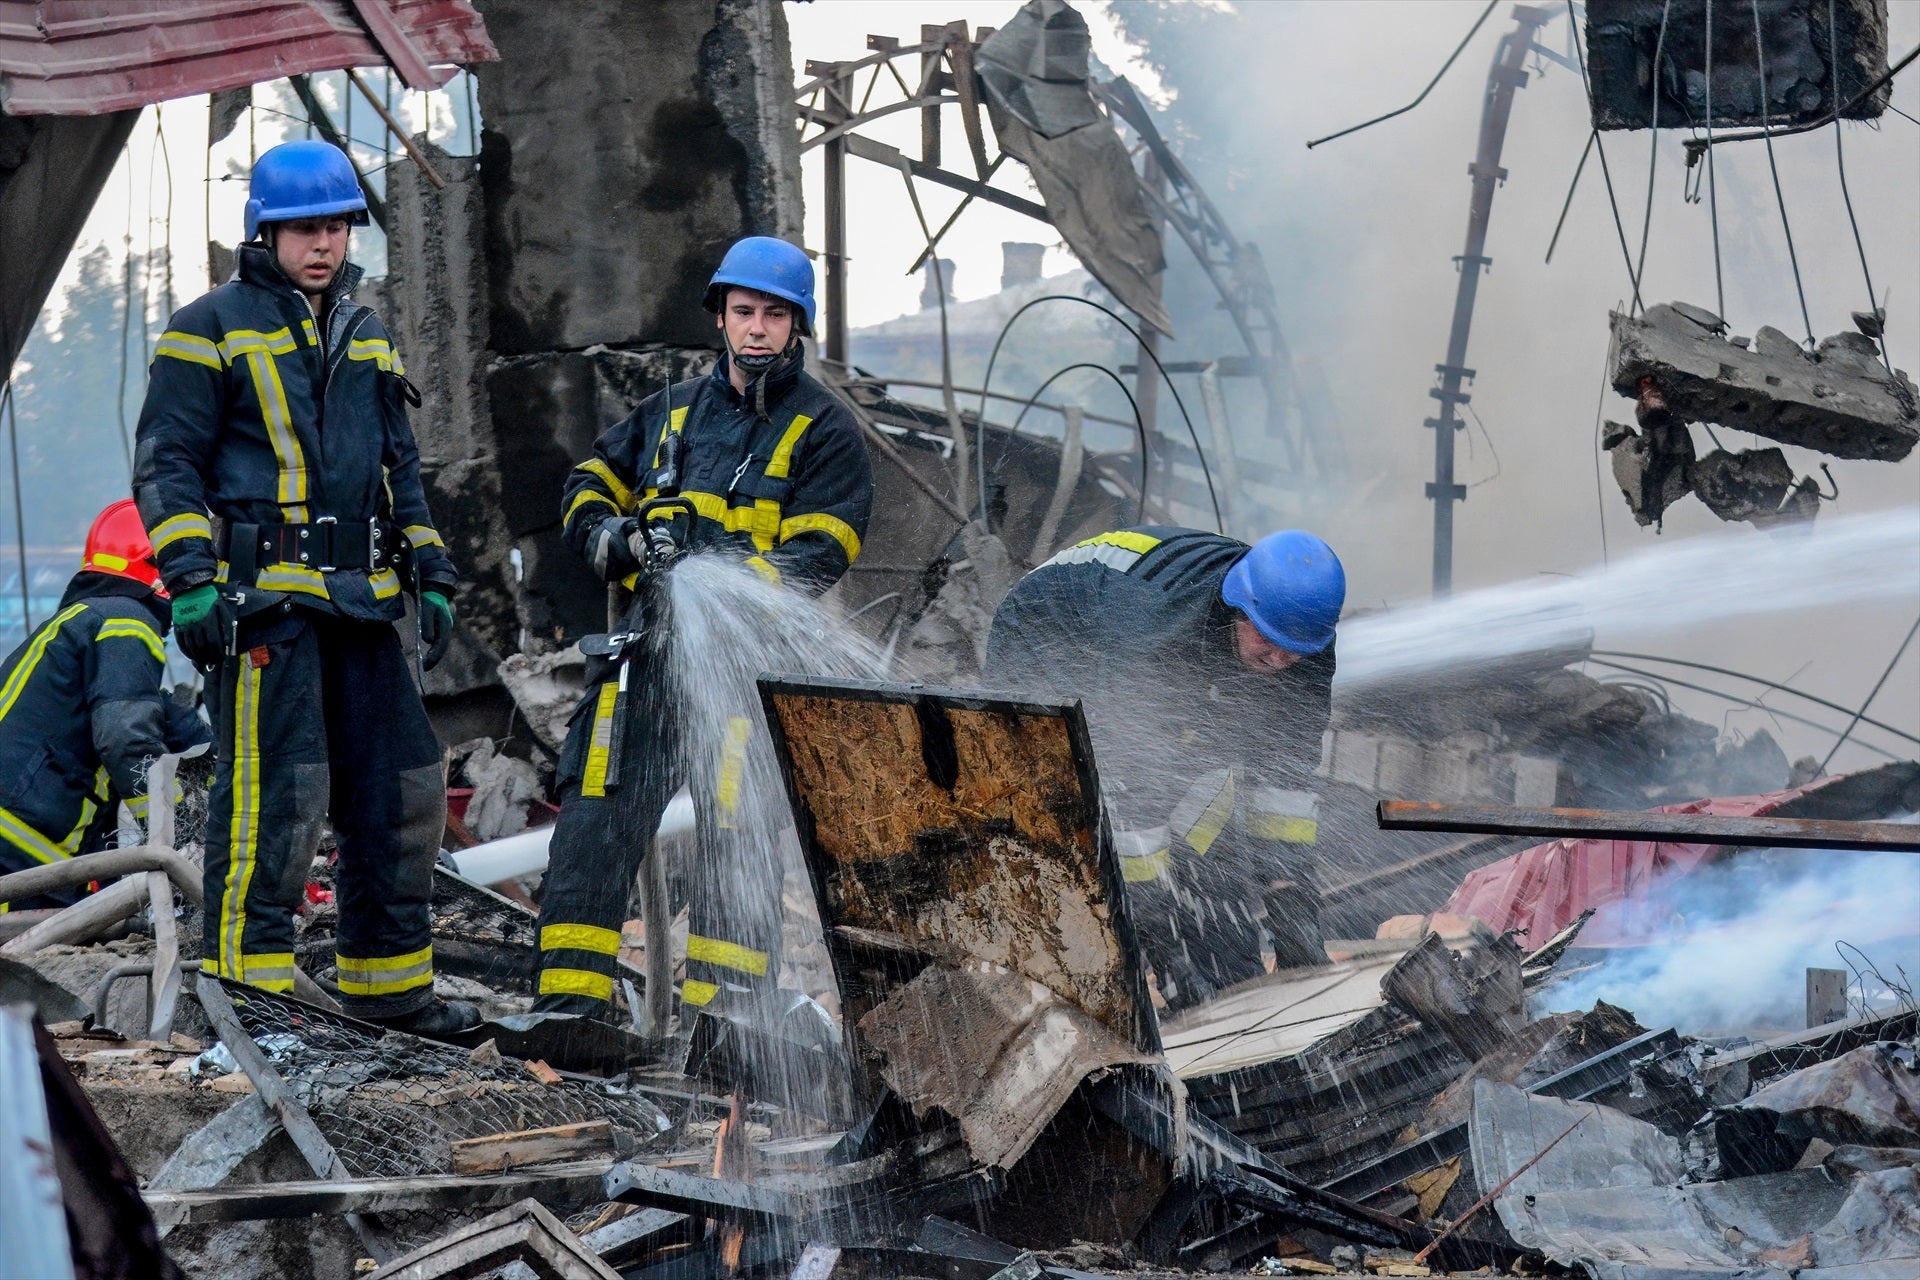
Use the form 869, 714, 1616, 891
383, 0, 804, 674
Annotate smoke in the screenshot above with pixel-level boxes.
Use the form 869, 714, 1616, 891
1537, 844, 1920, 1035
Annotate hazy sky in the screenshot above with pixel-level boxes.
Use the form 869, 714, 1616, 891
35, 0, 1920, 769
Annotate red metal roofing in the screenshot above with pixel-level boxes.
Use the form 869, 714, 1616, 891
0, 0, 496, 117
1440, 780, 1846, 946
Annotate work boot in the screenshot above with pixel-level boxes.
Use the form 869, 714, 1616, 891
529, 993, 621, 1021
364, 997, 482, 1039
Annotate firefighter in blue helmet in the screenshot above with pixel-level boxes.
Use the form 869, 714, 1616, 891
532, 236, 874, 1017
0, 501, 212, 908
132, 140, 475, 1034
986, 528, 1345, 1009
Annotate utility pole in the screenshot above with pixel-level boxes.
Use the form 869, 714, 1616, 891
1427, 5, 1551, 596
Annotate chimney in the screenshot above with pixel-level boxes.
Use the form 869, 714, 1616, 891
1001, 242, 1045, 292
919, 258, 956, 311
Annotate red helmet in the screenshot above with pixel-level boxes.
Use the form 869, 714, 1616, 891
83, 499, 167, 597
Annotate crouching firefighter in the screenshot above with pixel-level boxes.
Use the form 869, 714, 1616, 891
986, 528, 1345, 1010
0, 501, 213, 908
132, 140, 475, 1035
533, 236, 874, 1018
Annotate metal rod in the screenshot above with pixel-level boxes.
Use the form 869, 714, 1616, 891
1684, 42, 1919, 158
1305, 0, 1499, 149
345, 67, 445, 188
1821, 613, 1920, 772
286, 75, 389, 231
822, 64, 851, 368
1377, 801, 1920, 852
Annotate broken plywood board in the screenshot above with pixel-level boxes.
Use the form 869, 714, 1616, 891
365, 1196, 621, 1280
758, 677, 1156, 1054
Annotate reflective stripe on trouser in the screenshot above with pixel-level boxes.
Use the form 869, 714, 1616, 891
534, 660, 782, 1015
202, 609, 444, 1014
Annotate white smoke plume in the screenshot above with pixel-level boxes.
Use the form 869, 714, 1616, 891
1537, 844, 1920, 1035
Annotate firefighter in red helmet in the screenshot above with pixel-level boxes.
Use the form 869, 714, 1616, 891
0, 500, 211, 906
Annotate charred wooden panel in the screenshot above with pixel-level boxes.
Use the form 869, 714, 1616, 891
757, 677, 1157, 1055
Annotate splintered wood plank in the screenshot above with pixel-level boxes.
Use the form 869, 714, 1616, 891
450, 1120, 616, 1173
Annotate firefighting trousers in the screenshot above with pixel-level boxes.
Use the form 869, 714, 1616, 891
1112, 772, 1328, 1009
201, 609, 446, 1017
533, 661, 783, 1017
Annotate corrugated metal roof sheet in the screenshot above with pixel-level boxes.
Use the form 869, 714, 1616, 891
0, 0, 495, 117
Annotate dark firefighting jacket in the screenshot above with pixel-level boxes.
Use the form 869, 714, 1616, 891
985, 527, 1334, 881
560, 352, 873, 595
132, 244, 456, 622
0, 574, 211, 868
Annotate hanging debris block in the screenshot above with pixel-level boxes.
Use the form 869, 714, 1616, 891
1690, 446, 1824, 526
1608, 303, 1920, 461
1603, 419, 1695, 526
1584, 0, 1892, 131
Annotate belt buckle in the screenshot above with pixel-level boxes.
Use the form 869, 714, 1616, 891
314, 515, 337, 572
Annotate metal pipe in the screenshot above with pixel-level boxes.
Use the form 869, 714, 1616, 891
0, 846, 202, 909
822, 64, 851, 368
1, 876, 150, 954
1377, 800, 1920, 852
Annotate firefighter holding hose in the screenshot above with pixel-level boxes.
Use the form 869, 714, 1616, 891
987, 527, 1344, 1009
533, 236, 873, 1018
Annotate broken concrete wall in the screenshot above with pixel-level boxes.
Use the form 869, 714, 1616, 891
377, 0, 804, 653
1609, 303, 1919, 461
1585, 0, 1892, 131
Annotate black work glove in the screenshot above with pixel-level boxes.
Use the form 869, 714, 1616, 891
171, 583, 234, 671
420, 591, 454, 672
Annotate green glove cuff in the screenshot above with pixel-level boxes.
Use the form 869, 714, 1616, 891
170, 583, 219, 628
423, 590, 453, 620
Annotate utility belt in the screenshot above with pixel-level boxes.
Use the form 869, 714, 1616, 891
215, 516, 410, 588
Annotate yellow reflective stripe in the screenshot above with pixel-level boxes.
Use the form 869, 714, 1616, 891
687, 934, 768, 977
301, 318, 318, 346
95, 619, 165, 664
574, 458, 636, 514
125, 793, 149, 822
1120, 847, 1170, 883
1250, 815, 1318, 844
222, 329, 308, 521
0, 604, 87, 724
210, 952, 295, 992
539, 967, 614, 1000
89, 553, 131, 571
540, 923, 621, 956
1171, 769, 1235, 857
335, 945, 434, 995
219, 658, 263, 984
255, 565, 330, 599
369, 568, 402, 600
649, 405, 691, 467
64, 773, 103, 852
743, 555, 781, 587
777, 512, 861, 564
0, 805, 67, 865
1080, 530, 1163, 554
714, 717, 749, 829
155, 331, 224, 370
565, 489, 621, 526
764, 414, 814, 479
680, 979, 720, 1007
403, 525, 444, 550
150, 512, 214, 553
656, 490, 782, 552
347, 337, 401, 373
579, 681, 620, 798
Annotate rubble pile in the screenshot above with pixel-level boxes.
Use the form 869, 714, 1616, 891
3, 678, 1914, 1280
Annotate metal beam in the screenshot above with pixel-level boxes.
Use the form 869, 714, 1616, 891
1376, 801, 1920, 852
144, 1161, 616, 1224
842, 134, 1048, 222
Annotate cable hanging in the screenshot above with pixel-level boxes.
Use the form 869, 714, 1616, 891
999, 362, 1150, 525
975, 294, 1221, 535
1630, 0, 1672, 316
1752, 5, 1816, 346
1703, 0, 1725, 322
1567, 2, 1645, 312
1828, 0, 1896, 379
2, 380, 30, 633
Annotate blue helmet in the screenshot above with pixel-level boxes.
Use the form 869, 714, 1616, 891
1221, 530, 1346, 655
704, 236, 816, 336
245, 140, 369, 240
